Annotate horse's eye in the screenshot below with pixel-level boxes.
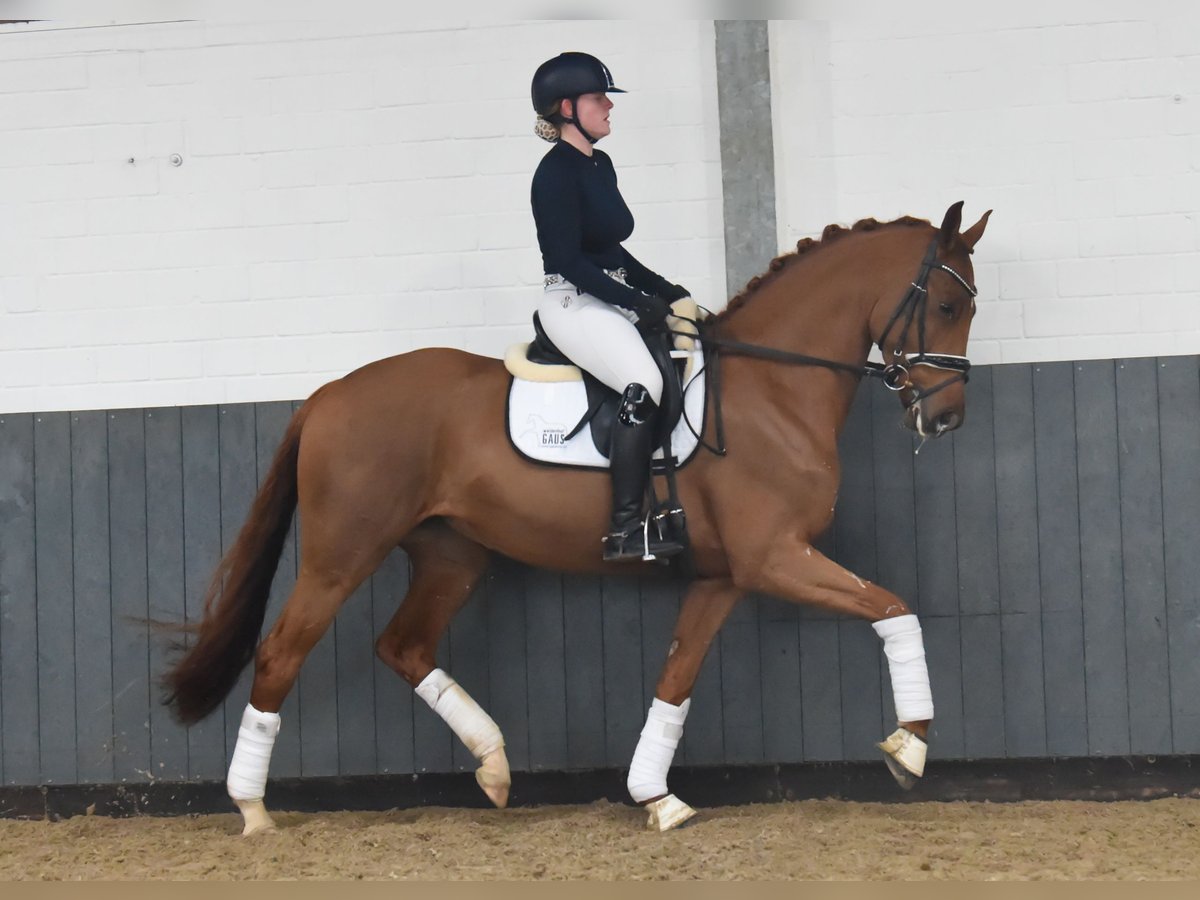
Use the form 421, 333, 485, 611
939, 302, 955, 319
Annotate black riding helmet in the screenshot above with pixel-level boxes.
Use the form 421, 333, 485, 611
531, 52, 625, 143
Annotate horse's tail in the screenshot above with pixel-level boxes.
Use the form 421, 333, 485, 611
163, 390, 322, 725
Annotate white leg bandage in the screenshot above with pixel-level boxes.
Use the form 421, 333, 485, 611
227, 704, 281, 801
873, 614, 934, 723
627, 697, 690, 803
415, 669, 504, 760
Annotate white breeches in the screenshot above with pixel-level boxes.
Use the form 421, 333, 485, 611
537, 282, 664, 405
873, 614, 935, 723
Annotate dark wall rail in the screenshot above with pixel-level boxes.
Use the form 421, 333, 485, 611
1, 356, 1198, 787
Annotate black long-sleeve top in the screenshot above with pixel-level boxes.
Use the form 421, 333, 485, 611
530, 140, 688, 310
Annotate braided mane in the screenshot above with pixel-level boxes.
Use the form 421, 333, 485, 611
715, 215, 932, 322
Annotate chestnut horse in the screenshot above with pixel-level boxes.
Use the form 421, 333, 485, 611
166, 202, 990, 834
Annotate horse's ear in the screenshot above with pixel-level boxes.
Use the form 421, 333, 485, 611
961, 209, 993, 251
938, 200, 965, 249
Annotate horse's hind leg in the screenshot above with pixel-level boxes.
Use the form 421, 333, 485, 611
230, 541, 397, 835
374, 520, 510, 807
632, 577, 743, 831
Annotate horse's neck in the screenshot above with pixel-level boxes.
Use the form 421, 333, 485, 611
720, 246, 878, 436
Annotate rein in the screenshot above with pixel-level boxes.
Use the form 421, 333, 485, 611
669, 236, 977, 456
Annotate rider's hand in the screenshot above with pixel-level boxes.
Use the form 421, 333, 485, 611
632, 294, 671, 331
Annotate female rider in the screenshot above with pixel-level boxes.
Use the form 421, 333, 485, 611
530, 51, 690, 562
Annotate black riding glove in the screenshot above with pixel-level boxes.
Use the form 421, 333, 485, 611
627, 293, 672, 332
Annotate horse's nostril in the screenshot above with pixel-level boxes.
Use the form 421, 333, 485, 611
936, 411, 962, 432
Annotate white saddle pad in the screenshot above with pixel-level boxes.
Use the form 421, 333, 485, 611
506, 345, 707, 470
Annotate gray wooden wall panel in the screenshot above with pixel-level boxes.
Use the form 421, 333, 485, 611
1032, 362, 1088, 757
561, 574, 606, 768
144, 408, 188, 780
1115, 359, 1173, 755
1075, 361, 1131, 756
992, 366, 1047, 757
1157, 357, 1200, 753
525, 568, 567, 771
72, 410, 113, 783
719, 598, 764, 764
0, 414, 37, 785
35, 413, 76, 784
2, 360, 1198, 787
108, 410, 150, 785
181, 406, 225, 780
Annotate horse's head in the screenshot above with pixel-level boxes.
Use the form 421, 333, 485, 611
870, 201, 991, 438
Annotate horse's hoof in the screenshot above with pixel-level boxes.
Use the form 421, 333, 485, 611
644, 794, 697, 832
234, 798, 278, 836
475, 748, 511, 809
883, 753, 919, 791
878, 726, 927, 789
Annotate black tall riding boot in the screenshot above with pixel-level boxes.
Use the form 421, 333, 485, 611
602, 384, 685, 562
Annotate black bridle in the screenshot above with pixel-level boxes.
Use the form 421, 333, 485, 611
670, 236, 977, 455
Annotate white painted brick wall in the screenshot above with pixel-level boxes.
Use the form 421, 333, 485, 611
771, 3, 1200, 364
0, 17, 724, 413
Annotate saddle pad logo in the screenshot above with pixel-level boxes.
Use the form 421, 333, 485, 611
520, 415, 567, 449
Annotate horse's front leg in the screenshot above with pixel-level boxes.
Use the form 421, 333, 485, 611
632, 576, 743, 831
733, 537, 933, 788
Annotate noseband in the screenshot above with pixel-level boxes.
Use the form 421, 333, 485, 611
875, 238, 976, 407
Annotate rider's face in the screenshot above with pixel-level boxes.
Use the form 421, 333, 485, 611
568, 92, 613, 140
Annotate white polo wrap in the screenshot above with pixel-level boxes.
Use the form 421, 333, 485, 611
627, 697, 691, 803
873, 614, 935, 722
415, 668, 504, 760
227, 704, 281, 801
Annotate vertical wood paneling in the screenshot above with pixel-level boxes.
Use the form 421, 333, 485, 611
107, 410, 150, 784
1158, 357, 1200, 753
35, 412, 76, 784
992, 365, 1047, 757
0, 414, 38, 785
911, 432, 958, 618
600, 573, 642, 767
145, 408, 188, 780
838, 620, 884, 761
682, 627, 725, 765
719, 597, 764, 764
960, 614, 1005, 758
180, 406, 225, 780
72, 410, 113, 783
1033, 362, 1088, 756
485, 556, 528, 771
525, 568, 567, 771
1115, 358, 1172, 754
760, 596, 803, 763
797, 620, 841, 761
923, 616, 964, 759
1074, 360, 1131, 756
954, 367, 1000, 615
562, 574, 606, 768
